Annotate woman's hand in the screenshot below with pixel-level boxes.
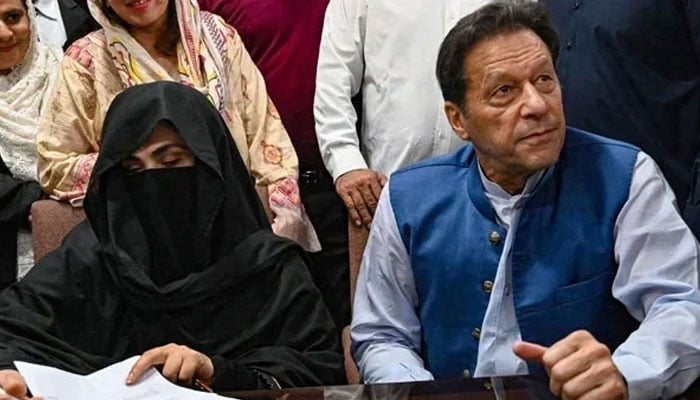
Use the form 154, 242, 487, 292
269, 177, 321, 252
0, 370, 37, 400
127, 344, 214, 387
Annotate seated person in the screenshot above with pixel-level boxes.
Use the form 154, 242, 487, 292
351, 2, 700, 400
0, 0, 60, 286
36, 0, 319, 251
0, 81, 343, 399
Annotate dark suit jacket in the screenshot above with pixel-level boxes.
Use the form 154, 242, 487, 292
58, 0, 99, 50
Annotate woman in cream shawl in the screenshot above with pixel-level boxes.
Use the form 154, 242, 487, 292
0, 0, 60, 284
35, 0, 319, 250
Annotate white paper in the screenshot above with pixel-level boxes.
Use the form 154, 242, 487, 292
15, 356, 236, 400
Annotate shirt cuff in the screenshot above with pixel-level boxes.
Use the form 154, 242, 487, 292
613, 353, 663, 400
325, 144, 368, 182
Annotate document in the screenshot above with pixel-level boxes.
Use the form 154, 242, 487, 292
15, 356, 236, 400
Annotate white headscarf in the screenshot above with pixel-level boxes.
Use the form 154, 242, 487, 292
0, 0, 61, 278
0, 0, 61, 182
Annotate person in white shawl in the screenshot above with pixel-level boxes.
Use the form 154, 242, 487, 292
0, 0, 60, 286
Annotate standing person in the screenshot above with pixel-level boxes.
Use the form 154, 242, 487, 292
33, 0, 98, 50
0, 82, 344, 399
36, 0, 320, 251
196, 0, 350, 331
541, 0, 700, 235
0, 0, 60, 286
314, 0, 489, 228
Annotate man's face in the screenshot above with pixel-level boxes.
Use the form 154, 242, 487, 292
121, 121, 195, 173
445, 29, 565, 191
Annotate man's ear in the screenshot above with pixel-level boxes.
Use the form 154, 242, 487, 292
444, 101, 470, 141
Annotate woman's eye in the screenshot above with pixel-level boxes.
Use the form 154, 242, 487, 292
5, 13, 21, 23
121, 162, 142, 174
161, 158, 181, 167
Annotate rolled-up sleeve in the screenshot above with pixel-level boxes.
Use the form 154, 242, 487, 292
351, 186, 434, 383
612, 152, 700, 400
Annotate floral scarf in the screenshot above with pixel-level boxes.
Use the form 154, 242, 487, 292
87, 0, 230, 119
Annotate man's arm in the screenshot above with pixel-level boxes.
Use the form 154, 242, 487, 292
612, 152, 700, 399
314, 0, 367, 181
351, 187, 434, 383
314, 0, 385, 228
514, 152, 700, 400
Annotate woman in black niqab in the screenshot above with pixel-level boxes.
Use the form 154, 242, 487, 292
0, 81, 344, 394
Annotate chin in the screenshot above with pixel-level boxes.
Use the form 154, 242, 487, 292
523, 151, 561, 172
0, 58, 21, 71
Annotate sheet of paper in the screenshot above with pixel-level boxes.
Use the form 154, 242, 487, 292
15, 356, 235, 400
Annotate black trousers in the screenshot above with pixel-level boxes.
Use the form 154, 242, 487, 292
299, 170, 350, 332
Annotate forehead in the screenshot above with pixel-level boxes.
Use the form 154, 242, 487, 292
464, 29, 553, 83
133, 121, 188, 153
0, 0, 24, 12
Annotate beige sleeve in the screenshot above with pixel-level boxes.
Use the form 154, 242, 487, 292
36, 56, 100, 206
224, 23, 298, 186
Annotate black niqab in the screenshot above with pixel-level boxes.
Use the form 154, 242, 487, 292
85, 81, 272, 309
124, 166, 199, 286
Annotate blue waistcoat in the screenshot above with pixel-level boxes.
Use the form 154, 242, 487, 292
389, 128, 641, 379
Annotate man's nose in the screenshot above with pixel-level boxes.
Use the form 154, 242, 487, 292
520, 82, 548, 118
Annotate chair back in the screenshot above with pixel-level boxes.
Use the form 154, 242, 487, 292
31, 200, 86, 262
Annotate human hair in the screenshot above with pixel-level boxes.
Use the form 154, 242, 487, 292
436, 0, 559, 111
100, 0, 180, 56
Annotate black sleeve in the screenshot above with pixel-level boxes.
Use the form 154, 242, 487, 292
209, 356, 262, 391
0, 170, 43, 230
212, 239, 345, 391
0, 225, 110, 375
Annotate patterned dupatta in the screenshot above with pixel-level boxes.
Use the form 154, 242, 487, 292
87, 0, 230, 119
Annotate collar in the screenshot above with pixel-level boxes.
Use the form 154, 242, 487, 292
478, 165, 546, 202
33, 0, 60, 21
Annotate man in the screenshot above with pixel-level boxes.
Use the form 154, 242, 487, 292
314, 0, 487, 228
196, 0, 351, 332
33, 0, 97, 50
351, 2, 700, 400
541, 0, 700, 236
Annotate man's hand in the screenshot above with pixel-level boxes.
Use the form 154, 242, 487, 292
513, 330, 627, 400
0, 370, 36, 400
127, 344, 214, 387
335, 169, 388, 228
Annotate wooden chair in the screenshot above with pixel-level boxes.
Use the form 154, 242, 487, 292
343, 218, 370, 384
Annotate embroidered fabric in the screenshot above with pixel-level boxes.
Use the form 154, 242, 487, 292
269, 176, 321, 252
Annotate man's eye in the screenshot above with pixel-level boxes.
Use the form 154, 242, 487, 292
493, 85, 512, 97
535, 75, 556, 91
